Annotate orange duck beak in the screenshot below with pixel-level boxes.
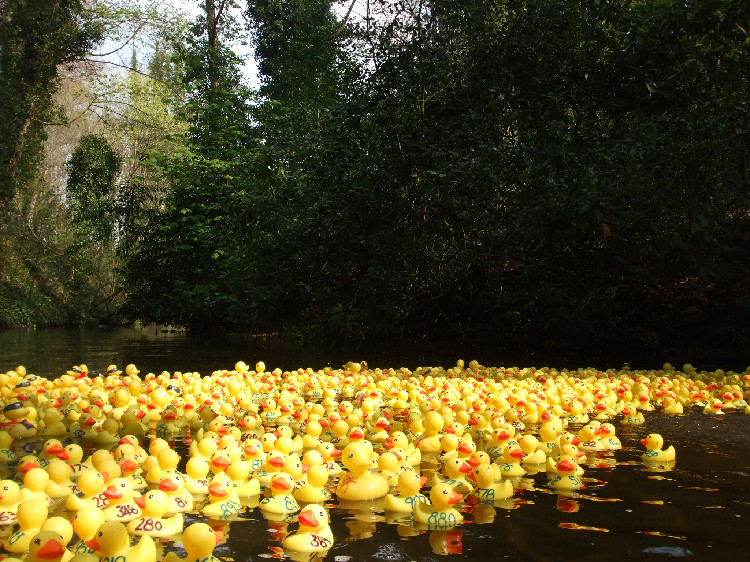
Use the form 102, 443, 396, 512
134, 495, 146, 509
272, 478, 291, 491
103, 485, 122, 500
212, 456, 230, 470
159, 478, 178, 492
36, 537, 65, 560
21, 462, 40, 473
509, 448, 525, 460
209, 482, 228, 498
449, 490, 463, 504
298, 509, 318, 528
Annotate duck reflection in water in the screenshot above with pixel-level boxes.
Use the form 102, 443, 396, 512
429, 529, 463, 555
556, 495, 581, 513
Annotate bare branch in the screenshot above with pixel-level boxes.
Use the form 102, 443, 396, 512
89, 22, 147, 57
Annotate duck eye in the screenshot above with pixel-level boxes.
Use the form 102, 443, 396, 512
34, 538, 41, 545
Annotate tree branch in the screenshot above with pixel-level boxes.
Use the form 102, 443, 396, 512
334, 0, 358, 36
88, 22, 146, 57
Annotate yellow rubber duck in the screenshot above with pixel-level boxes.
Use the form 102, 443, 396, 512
118, 406, 148, 437
494, 446, 526, 478
259, 473, 300, 515
300, 419, 324, 451
703, 398, 724, 415
85, 520, 156, 562
413, 482, 464, 528
63, 444, 86, 477
70, 412, 99, 441
598, 423, 622, 450
120, 458, 148, 492
619, 406, 645, 425
434, 459, 473, 495
39, 408, 68, 437
0, 480, 21, 525
183, 457, 210, 495
145, 448, 181, 485
435, 433, 460, 464
242, 438, 266, 474
201, 479, 242, 519
45, 459, 77, 499
94, 418, 122, 445
39, 515, 74, 560
385, 431, 421, 467
384, 471, 428, 513
416, 410, 444, 453
641, 433, 676, 462
3, 498, 47, 554
282, 504, 334, 554
19, 467, 54, 507
576, 423, 605, 452
564, 400, 589, 424
292, 464, 331, 504
259, 399, 281, 425
547, 456, 584, 491
536, 420, 563, 457
469, 464, 513, 504
483, 424, 515, 458
155, 405, 184, 438
518, 434, 546, 465
163, 522, 221, 562
158, 473, 193, 514
102, 478, 141, 522
67, 469, 108, 512
2, 399, 37, 439
71, 506, 105, 558
128, 489, 184, 537
661, 395, 684, 415
23, 529, 68, 562
377, 451, 403, 487
317, 442, 342, 476
336, 442, 389, 501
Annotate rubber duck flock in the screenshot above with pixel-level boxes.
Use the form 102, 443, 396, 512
0, 359, 746, 560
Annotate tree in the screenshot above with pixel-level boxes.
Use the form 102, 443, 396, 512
122, 1, 260, 331
65, 135, 122, 244
0, 0, 104, 202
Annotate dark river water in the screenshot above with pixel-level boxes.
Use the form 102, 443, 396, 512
0, 327, 749, 560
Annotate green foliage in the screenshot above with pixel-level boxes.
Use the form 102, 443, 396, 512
122, 2, 260, 331
107, 0, 750, 360
66, 135, 122, 244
